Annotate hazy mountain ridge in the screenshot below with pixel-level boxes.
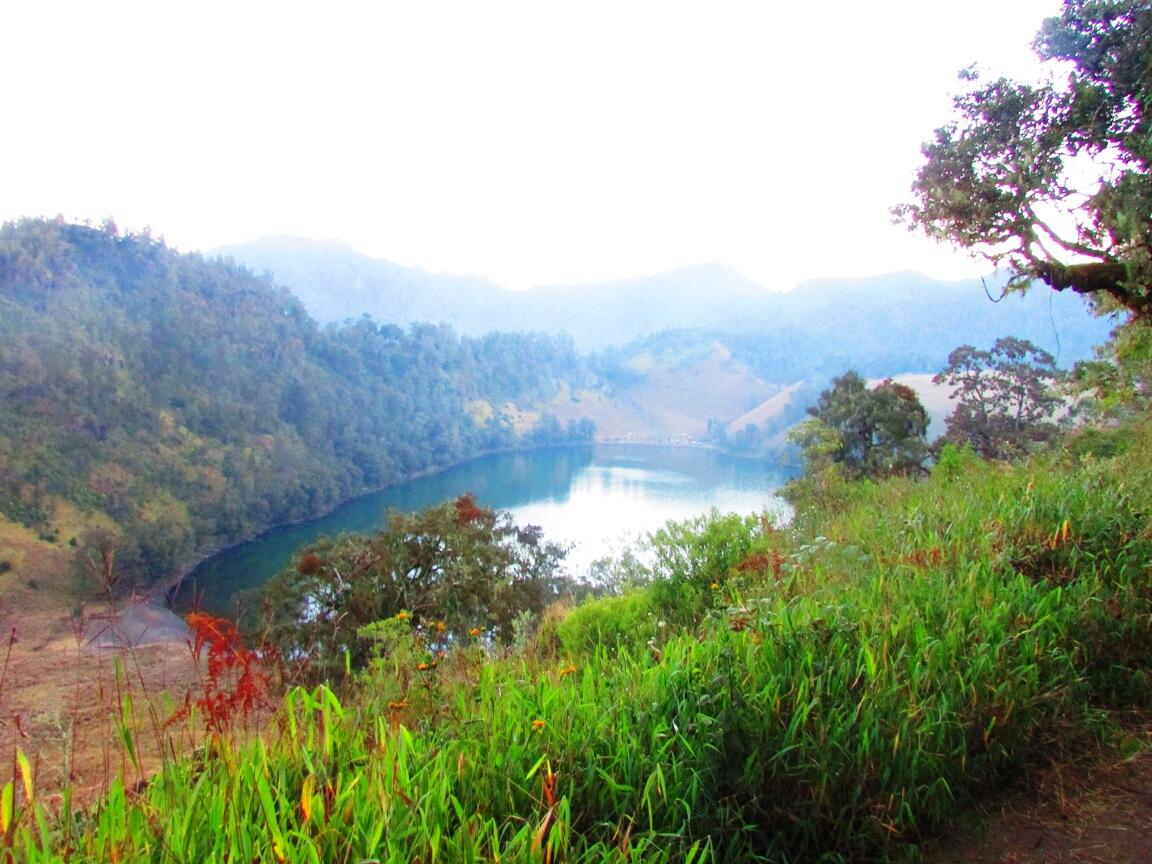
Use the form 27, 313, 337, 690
215, 237, 1116, 365
214, 236, 1116, 454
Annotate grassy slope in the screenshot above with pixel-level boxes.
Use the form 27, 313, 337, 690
550, 341, 782, 443
0, 509, 200, 808
6, 424, 1152, 862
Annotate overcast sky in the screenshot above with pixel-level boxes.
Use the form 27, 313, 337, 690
2, 1, 1062, 290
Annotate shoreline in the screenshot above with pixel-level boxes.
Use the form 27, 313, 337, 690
148, 455, 488, 605
151, 439, 604, 607
154, 437, 783, 610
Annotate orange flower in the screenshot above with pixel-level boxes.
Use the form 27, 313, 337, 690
416, 662, 430, 671
435, 620, 446, 633
559, 664, 577, 677
469, 627, 481, 637
531, 718, 546, 731
397, 611, 410, 620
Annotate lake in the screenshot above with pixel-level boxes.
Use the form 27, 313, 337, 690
170, 444, 796, 616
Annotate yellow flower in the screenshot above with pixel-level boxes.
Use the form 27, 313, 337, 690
559, 664, 577, 677
531, 718, 546, 731
709, 582, 720, 591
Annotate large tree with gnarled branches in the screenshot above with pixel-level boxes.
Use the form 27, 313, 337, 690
895, 0, 1152, 318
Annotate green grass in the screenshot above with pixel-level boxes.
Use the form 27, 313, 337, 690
7, 430, 1152, 862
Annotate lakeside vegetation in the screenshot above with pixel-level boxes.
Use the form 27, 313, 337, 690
4, 416, 1151, 862
7, 295, 1152, 859
0, 218, 594, 594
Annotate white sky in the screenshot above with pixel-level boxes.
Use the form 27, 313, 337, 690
1, 0, 1062, 290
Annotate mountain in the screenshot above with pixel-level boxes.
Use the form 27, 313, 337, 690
0, 221, 1120, 591
0, 220, 597, 591
214, 235, 509, 330
215, 237, 1116, 362
214, 235, 1118, 455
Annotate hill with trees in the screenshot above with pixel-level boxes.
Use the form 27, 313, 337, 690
0, 218, 596, 591
0, 218, 1123, 592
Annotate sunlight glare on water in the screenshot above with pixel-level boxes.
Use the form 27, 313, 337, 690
173, 444, 795, 616
510, 458, 789, 573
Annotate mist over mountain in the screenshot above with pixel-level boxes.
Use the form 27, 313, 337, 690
216, 236, 1116, 365
217, 236, 509, 330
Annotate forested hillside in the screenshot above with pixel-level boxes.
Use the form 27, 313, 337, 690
0, 219, 1119, 588
0, 219, 594, 589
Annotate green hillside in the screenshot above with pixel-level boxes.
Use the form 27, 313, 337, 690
0, 219, 595, 590
0, 219, 1119, 593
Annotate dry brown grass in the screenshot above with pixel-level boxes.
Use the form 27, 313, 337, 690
0, 513, 201, 808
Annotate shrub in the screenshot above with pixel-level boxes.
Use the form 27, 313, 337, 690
557, 588, 658, 656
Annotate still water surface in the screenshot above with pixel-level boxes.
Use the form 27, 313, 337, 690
171, 444, 795, 616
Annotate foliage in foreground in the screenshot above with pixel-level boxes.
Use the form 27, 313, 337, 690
6, 426, 1152, 862
261, 495, 576, 681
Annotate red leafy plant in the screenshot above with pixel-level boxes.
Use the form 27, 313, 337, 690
168, 613, 269, 735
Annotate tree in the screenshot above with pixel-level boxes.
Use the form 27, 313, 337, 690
261, 495, 572, 681
895, 0, 1152, 318
869, 379, 933, 473
1071, 316, 1152, 415
804, 371, 929, 477
934, 337, 1064, 459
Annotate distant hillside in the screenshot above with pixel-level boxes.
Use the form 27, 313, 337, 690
0, 222, 1119, 593
215, 235, 509, 330
0, 220, 597, 590
215, 235, 1118, 458
544, 339, 781, 444
216, 237, 1116, 363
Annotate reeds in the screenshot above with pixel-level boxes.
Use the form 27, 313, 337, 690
6, 440, 1152, 862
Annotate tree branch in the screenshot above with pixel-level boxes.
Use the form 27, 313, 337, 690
1031, 260, 1151, 313
1023, 202, 1115, 261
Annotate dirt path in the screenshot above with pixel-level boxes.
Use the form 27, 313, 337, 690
925, 725, 1152, 864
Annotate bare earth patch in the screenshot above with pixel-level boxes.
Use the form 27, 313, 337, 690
0, 516, 202, 806
925, 723, 1152, 864
0, 603, 200, 807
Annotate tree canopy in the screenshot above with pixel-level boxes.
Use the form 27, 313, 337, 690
934, 337, 1065, 459
0, 218, 596, 592
801, 371, 929, 478
261, 496, 574, 680
896, 0, 1152, 318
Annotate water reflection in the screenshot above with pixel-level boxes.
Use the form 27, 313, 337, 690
512, 448, 790, 573
172, 444, 794, 616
